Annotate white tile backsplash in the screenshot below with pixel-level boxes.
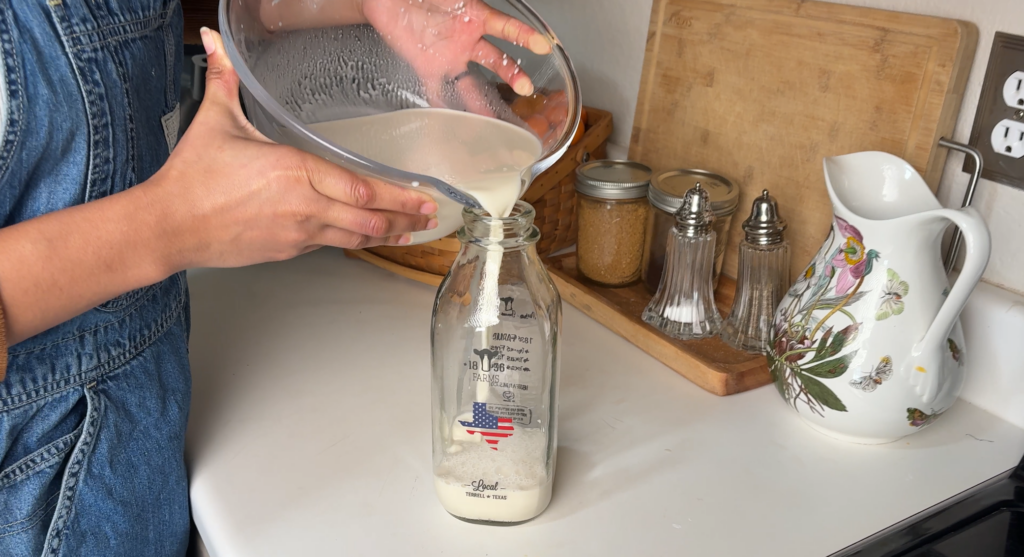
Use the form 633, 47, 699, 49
531, 0, 1024, 294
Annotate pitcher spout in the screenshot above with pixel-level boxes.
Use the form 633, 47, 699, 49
824, 152, 941, 222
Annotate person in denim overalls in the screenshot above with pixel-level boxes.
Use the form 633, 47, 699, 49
0, 1, 555, 555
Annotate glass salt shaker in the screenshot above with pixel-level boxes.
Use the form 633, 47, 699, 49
642, 169, 738, 292
642, 183, 722, 340
431, 201, 561, 525
721, 190, 790, 353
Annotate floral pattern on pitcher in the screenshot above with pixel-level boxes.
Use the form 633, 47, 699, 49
848, 355, 894, 392
948, 338, 962, 366
768, 216, 886, 416
876, 269, 909, 320
907, 407, 944, 428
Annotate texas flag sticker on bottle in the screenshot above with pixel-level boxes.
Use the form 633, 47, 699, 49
459, 403, 515, 450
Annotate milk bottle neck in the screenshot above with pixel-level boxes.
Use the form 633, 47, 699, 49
457, 202, 540, 250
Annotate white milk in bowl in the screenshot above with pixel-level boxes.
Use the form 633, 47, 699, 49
307, 109, 542, 242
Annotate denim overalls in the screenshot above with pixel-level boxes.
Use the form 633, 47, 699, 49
0, 1, 191, 555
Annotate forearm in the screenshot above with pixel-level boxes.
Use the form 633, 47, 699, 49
260, 0, 366, 32
0, 182, 182, 344
0, 24, 437, 348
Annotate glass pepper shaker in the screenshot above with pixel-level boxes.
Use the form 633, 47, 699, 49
721, 190, 790, 353
642, 183, 723, 340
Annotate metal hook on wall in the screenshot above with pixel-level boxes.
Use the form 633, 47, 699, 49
937, 138, 983, 274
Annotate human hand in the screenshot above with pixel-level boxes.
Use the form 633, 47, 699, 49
147, 28, 438, 270
360, 0, 552, 102
257, 0, 570, 141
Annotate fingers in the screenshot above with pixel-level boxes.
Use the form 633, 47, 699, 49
320, 203, 437, 239
472, 39, 534, 97
313, 209, 438, 248
199, 28, 241, 111
483, 10, 552, 56
195, 27, 270, 140
302, 155, 439, 242
313, 227, 408, 250
303, 156, 439, 216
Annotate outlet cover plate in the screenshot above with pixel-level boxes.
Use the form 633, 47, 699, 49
965, 32, 1024, 189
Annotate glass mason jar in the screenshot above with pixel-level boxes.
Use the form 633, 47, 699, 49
642, 169, 738, 293
431, 201, 561, 525
576, 194, 650, 286
575, 160, 651, 287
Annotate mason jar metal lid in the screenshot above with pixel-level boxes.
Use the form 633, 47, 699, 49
649, 169, 738, 216
575, 160, 652, 200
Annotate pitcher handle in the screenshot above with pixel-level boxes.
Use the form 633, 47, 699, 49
912, 207, 990, 401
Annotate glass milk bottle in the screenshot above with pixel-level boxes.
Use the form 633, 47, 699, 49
431, 201, 561, 524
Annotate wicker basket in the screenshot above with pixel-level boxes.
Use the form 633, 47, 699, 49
347, 107, 613, 283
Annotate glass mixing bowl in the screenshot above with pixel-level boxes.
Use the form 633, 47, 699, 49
218, 0, 581, 244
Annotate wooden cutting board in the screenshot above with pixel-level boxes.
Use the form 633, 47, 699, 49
630, 0, 977, 280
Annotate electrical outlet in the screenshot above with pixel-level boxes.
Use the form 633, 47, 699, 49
992, 119, 1024, 158
965, 32, 1024, 189
1005, 71, 1024, 108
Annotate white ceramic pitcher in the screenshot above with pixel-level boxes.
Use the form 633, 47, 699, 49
768, 152, 991, 444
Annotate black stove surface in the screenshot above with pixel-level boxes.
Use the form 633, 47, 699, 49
831, 453, 1024, 557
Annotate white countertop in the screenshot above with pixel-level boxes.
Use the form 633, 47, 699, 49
185, 249, 1024, 557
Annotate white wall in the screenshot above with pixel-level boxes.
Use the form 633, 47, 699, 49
531, 0, 1024, 295
531, 0, 654, 150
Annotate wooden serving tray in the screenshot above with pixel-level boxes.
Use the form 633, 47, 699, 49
545, 253, 770, 396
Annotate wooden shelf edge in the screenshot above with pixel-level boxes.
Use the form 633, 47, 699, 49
344, 249, 444, 287
546, 261, 772, 397
347, 246, 772, 397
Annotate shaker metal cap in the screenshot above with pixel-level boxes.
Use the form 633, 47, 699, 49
674, 182, 716, 236
742, 189, 787, 245
575, 160, 652, 200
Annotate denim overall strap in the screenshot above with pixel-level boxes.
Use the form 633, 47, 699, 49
0, 1, 192, 556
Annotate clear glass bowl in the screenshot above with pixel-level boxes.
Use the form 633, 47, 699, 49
218, 0, 581, 244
